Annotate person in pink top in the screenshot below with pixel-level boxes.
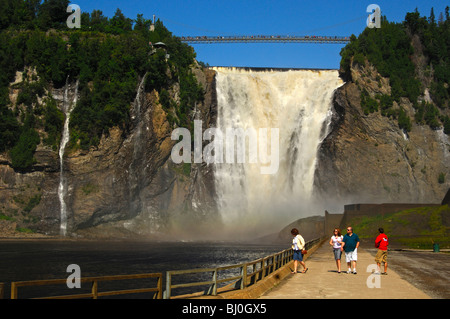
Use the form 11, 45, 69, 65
374, 228, 389, 275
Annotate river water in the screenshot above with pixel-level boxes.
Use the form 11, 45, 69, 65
0, 240, 286, 298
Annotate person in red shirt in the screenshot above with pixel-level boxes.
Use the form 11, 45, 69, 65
374, 228, 389, 274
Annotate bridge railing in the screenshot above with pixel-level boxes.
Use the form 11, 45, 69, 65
180, 35, 350, 44
164, 237, 322, 299
3, 238, 323, 299
9, 273, 163, 299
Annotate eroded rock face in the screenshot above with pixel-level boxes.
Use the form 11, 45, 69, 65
0, 66, 219, 238
66, 66, 220, 238
2, 60, 448, 239
314, 62, 450, 207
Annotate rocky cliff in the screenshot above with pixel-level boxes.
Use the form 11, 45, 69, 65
0, 65, 219, 239
314, 60, 450, 208
2, 60, 449, 239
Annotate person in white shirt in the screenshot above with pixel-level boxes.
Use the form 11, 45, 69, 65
329, 228, 343, 273
291, 228, 308, 274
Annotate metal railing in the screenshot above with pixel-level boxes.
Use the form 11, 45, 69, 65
164, 237, 322, 299
10, 273, 163, 299
3, 237, 323, 299
181, 35, 350, 44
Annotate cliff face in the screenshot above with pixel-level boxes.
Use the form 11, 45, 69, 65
2, 60, 448, 239
315, 61, 450, 207
0, 65, 219, 239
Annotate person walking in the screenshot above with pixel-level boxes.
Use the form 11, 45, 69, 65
374, 227, 389, 275
329, 228, 343, 273
291, 228, 308, 274
341, 226, 360, 274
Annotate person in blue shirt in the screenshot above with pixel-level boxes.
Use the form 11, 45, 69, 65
341, 226, 360, 274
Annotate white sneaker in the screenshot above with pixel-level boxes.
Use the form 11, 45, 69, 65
353, 269, 357, 274
347, 269, 351, 274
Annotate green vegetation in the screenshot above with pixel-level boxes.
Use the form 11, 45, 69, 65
340, 7, 450, 133
350, 205, 450, 249
0, 0, 204, 170
0, 213, 15, 221
360, 88, 379, 115
171, 162, 192, 179
43, 96, 64, 151
438, 172, 446, 184
9, 123, 40, 170
81, 183, 99, 195
16, 226, 34, 233
23, 193, 41, 213
1, 189, 41, 232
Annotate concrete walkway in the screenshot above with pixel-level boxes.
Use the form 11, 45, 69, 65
260, 242, 431, 299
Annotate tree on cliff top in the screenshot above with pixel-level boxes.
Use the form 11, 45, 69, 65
0, 2, 203, 170
340, 7, 450, 134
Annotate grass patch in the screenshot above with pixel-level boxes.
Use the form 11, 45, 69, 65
351, 205, 450, 249
16, 227, 34, 234
397, 236, 450, 250
81, 183, 99, 196
172, 162, 191, 177
0, 213, 15, 221
23, 194, 42, 213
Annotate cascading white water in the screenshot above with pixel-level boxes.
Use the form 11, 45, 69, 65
58, 79, 79, 236
128, 73, 148, 201
213, 67, 343, 237
130, 73, 148, 169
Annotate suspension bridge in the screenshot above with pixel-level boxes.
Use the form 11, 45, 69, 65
180, 35, 350, 44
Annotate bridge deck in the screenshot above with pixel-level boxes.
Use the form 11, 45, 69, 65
259, 243, 431, 299
181, 36, 350, 44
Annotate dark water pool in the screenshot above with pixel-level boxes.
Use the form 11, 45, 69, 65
0, 240, 287, 298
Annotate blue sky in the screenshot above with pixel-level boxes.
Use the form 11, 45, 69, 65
73, 0, 447, 69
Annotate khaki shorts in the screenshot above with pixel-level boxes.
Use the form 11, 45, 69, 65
375, 249, 388, 263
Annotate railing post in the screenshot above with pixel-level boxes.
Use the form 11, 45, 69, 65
252, 263, 258, 282
158, 274, 163, 299
213, 268, 218, 295
260, 260, 264, 280
251, 263, 257, 284
165, 272, 171, 299
155, 275, 162, 299
238, 263, 247, 290
270, 256, 274, 273
208, 268, 217, 296
243, 263, 247, 289
91, 280, 98, 299
11, 282, 17, 299
262, 258, 267, 278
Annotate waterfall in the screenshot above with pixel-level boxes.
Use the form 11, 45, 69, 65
213, 67, 343, 237
131, 73, 148, 164
128, 73, 148, 200
58, 78, 79, 236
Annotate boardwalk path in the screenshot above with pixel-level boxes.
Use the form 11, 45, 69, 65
259, 242, 431, 299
